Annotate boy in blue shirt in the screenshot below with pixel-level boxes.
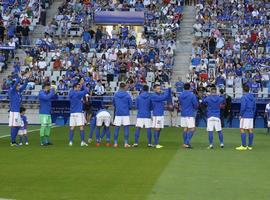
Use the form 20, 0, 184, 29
18, 107, 29, 146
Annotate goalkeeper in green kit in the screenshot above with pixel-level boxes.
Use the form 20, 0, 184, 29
38, 82, 57, 145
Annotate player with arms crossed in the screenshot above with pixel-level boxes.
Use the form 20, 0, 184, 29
113, 82, 132, 148
236, 85, 256, 151
203, 87, 225, 149
38, 82, 57, 145
179, 83, 198, 148
8, 75, 29, 146
95, 107, 111, 147
133, 85, 152, 147
151, 84, 171, 149
68, 78, 89, 146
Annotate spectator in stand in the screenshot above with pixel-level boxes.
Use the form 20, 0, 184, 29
21, 24, 30, 45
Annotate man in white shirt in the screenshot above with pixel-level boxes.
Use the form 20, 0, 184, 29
94, 80, 105, 96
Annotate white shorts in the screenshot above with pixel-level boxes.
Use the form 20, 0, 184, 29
152, 116, 164, 129
180, 117, 195, 128
268, 121, 270, 127
136, 118, 152, 128
114, 116, 130, 126
18, 129, 27, 135
96, 111, 111, 127
207, 117, 222, 132
9, 112, 21, 127
240, 118, 254, 129
70, 113, 86, 127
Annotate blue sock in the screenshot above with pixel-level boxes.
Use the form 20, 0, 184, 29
11, 127, 19, 143
157, 131, 161, 140
100, 127, 106, 139
105, 127, 110, 143
124, 126, 129, 144
96, 127, 101, 143
146, 128, 152, 144
114, 126, 120, 144
69, 129, 74, 142
80, 130, 85, 142
10, 128, 15, 143
182, 131, 187, 143
208, 131, 214, 145
154, 130, 159, 145
218, 131, 223, 144
24, 135, 28, 143
185, 131, 193, 145
241, 133, 247, 147
19, 135, 23, 144
189, 131, 194, 141
88, 118, 96, 139
248, 133, 254, 147
134, 127, 140, 144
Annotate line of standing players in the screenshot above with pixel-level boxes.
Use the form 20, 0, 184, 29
8, 76, 256, 150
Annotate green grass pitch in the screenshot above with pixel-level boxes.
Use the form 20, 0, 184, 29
0, 126, 270, 200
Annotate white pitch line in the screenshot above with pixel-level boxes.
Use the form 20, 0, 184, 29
0, 126, 59, 138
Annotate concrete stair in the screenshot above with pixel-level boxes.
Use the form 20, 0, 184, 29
172, 6, 196, 83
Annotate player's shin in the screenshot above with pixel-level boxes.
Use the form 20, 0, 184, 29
134, 127, 140, 144
105, 127, 110, 143
147, 128, 152, 144
88, 118, 96, 139
248, 132, 254, 147
40, 126, 46, 144
10, 127, 16, 143
154, 130, 159, 145
241, 133, 247, 147
218, 131, 224, 144
100, 127, 106, 139
124, 126, 129, 145
69, 129, 74, 142
80, 130, 85, 142
96, 127, 101, 143
182, 131, 187, 143
114, 126, 120, 145
208, 131, 214, 145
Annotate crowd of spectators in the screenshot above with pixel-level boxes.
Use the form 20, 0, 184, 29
0, 0, 44, 72
1, 0, 183, 95
186, 0, 270, 97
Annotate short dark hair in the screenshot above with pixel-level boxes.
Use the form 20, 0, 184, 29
243, 85, 250, 93
142, 85, 149, 92
211, 87, 217, 93
184, 83, 191, 90
42, 82, 51, 89
220, 88, 224, 94
20, 107, 26, 113
153, 84, 160, 89
119, 82, 126, 89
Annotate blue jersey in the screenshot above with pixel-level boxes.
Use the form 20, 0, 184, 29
203, 95, 225, 118
69, 85, 89, 113
240, 93, 256, 118
39, 89, 56, 115
20, 115, 27, 130
151, 88, 171, 116
8, 78, 28, 112
136, 92, 152, 118
178, 90, 198, 117
113, 90, 132, 116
